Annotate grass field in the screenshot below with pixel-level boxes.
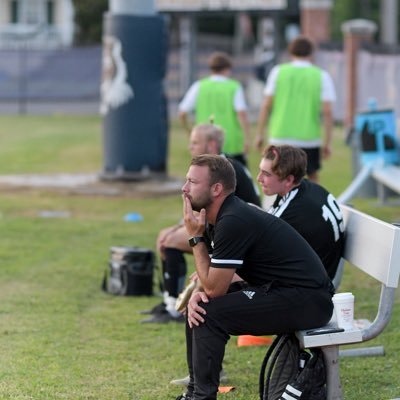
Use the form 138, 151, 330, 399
0, 115, 399, 399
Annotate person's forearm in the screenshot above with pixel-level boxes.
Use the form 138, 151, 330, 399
237, 111, 251, 150
178, 111, 191, 134
192, 244, 233, 297
256, 97, 272, 136
192, 243, 211, 284
323, 110, 333, 148
231, 273, 244, 283
255, 96, 273, 151
256, 108, 267, 138
322, 102, 334, 158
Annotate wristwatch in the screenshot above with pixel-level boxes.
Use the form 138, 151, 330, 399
188, 236, 205, 247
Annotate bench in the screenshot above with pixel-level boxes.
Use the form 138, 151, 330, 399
372, 164, 400, 203
296, 204, 400, 400
338, 160, 400, 205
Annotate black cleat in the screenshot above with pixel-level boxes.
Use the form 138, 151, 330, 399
139, 302, 166, 315
175, 393, 193, 400
140, 310, 184, 324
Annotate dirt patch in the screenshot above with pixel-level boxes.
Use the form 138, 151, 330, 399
0, 173, 184, 198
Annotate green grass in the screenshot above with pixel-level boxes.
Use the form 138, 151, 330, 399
0, 115, 399, 399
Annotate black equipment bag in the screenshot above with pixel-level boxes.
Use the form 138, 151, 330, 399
102, 246, 154, 296
259, 333, 326, 400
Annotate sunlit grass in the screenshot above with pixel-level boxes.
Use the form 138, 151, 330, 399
0, 115, 398, 399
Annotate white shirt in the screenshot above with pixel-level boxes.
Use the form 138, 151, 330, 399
178, 75, 247, 113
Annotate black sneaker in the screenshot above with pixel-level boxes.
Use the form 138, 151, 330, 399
170, 369, 228, 386
140, 310, 185, 324
175, 393, 193, 400
139, 302, 166, 315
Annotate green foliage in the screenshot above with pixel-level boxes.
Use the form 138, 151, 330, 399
0, 115, 399, 399
73, 0, 108, 45
331, 0, 381, 41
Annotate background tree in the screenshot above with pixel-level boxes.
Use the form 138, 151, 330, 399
331, 0, 380, 42
73, 0, 108, 45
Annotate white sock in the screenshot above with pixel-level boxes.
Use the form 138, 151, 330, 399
165, 295, 181, 318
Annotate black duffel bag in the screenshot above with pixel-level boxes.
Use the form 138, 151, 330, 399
102, 246, 154, 296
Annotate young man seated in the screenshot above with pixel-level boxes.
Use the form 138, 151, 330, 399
140, 124, 260, 323
257, 145, 345, 280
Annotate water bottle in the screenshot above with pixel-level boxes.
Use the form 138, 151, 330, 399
367, 97, 377, 111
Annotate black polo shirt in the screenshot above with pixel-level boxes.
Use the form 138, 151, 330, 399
228, 156, 261, 206
204, 194, 331, 290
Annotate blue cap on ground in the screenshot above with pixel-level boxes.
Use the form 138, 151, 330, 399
124, 212, 143, 222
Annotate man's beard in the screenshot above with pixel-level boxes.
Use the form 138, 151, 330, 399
190, 193, 213, 212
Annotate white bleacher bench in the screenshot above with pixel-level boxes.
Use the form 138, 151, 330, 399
296, 204, 400, 400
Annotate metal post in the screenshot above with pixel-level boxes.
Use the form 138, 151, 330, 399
179, 14, 197, 96
18, 41, 28, 115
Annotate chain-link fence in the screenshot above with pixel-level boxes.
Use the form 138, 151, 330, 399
1, 44, 399, 120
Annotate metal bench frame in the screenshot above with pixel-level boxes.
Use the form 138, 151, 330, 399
338, 160, 400, 205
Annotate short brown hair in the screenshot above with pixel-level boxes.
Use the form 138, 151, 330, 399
263, 145, 307, 184
207, 52, 232, 73
288, 36, 314, 57
190, 154, 236, 193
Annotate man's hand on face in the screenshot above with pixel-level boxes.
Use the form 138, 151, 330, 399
182, 194, 206, 237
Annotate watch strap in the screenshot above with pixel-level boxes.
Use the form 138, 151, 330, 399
189, 236, 205, 247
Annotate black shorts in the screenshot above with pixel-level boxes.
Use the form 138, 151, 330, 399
301, 147, 321, 175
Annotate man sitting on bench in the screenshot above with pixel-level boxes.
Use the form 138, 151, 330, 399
170, 145, 345, 388
176, 154, 334, 400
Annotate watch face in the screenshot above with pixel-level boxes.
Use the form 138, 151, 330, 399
189, 237, 204, 247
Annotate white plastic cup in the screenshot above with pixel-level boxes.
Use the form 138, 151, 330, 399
332, 292, 355, 330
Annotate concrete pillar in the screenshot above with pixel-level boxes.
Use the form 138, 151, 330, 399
110, 0, 155, 15
300, 0, 333, 45
341, 19, 377, 129
380, 0, 398, 45
341, 19, 377, 196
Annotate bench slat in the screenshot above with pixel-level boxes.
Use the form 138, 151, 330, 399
341, 205, 400, 288
372, 165, 400, 194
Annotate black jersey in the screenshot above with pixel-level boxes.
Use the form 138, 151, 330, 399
268, 180, 345, 280
227, 156, 261, 206
204, 194, 331, 290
